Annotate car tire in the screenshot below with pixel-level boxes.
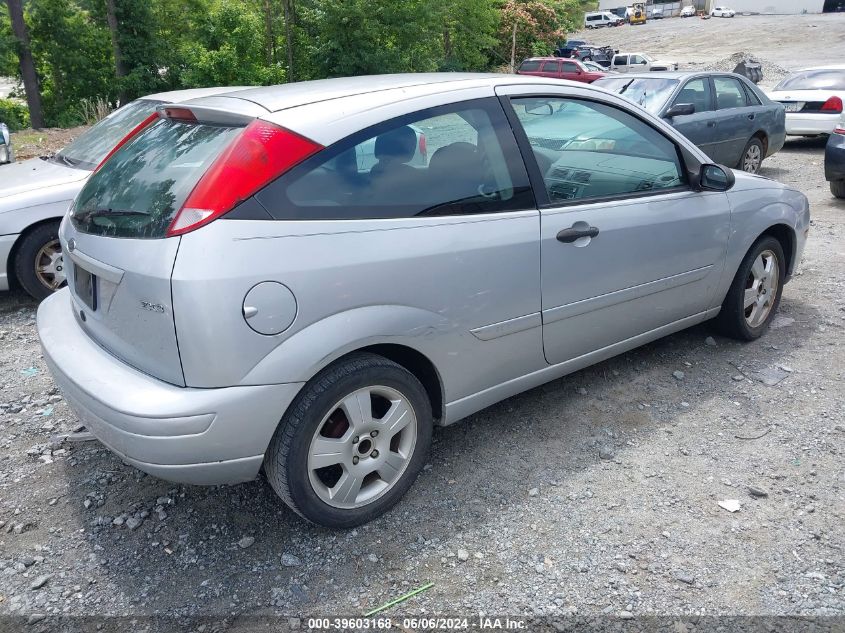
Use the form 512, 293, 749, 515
738, 137, 764, 173
831, 180, 845, 199
264, 352, 433, 528
13, 221, 66, 301
715, 236, 786, 341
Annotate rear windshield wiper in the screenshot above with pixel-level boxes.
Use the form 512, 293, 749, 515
76, 208, 150, 222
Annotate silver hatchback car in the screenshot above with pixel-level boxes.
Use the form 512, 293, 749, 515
38, 74, 810, 528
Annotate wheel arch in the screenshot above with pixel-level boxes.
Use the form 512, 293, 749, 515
337, 344, 444, 422
751, 130, 769, 155
758, 223, 796, 277
6, 216, 63, 289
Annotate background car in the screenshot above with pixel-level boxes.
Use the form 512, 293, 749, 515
38, 74, 808, 528
517, 57, 607, 83
583, 60, 615, 74
767, 65, 845, 136
610, 53, 678, 73
649, 7, 664, 19
712, 6, 736, 17
554, 39, 589, 58
594, 71, 785, 173
0, 86, 252, 300
0, 122, 11, 164
584, 11, 623, 28
680, 5, 697, 17
825, 111, 845, 198
574, 45, 616, 68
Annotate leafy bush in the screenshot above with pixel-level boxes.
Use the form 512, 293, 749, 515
0, 98, 30, 131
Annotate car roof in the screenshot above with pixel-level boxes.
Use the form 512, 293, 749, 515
601, 71, 743, 81
794, 64, 845, 72
179, 73, 571, 114
138, 86, 254, 103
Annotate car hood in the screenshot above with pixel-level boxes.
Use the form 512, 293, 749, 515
0, 157, 90, 200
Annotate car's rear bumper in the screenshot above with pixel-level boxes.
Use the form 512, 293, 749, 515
0, 233, 18, 292
825, 133, 845, 182
785, 113, 839, 136
37, 290, 304, 485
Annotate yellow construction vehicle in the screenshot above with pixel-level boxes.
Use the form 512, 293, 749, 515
628, 2, 647, 25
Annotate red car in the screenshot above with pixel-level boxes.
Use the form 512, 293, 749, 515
516, 57, 607, 83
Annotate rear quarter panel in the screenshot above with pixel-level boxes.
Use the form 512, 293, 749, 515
171, 213, 545, 407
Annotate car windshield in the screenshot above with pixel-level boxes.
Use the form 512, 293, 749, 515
775, 70, 845, 91
52, 99, 161, 171
593, 77, 679, 114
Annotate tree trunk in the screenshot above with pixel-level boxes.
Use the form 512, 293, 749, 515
5, 0, 44, 128
283, 0, 294, 82
510, 21, 517, 73
106, 0, 128, 80
443, 27, 452, 60
263, 0, 276, 64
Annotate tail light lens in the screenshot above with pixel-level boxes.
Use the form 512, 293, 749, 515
821, 96, 843, 114
166, 121, 323, 237
94, 112, 160, 172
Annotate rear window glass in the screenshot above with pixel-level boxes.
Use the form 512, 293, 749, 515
519, 60, 541, 72
71, 118, 240, 238
775, 70, 845, 91
53, 99, 161, 171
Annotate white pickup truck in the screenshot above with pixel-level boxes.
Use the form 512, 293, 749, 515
610, 53, 678, 73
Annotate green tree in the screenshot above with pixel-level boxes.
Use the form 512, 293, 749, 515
498, 0, 568, 70
436, 0, 498, 71
27, 0, 111, 126
177, 1, 285, 87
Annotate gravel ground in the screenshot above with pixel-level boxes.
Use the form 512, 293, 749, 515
1, 17, 844, 633
570, 12, 845, 89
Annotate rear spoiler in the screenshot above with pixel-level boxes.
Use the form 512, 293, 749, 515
157, 96, 268, 126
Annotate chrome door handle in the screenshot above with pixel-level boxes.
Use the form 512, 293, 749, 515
557, 226, 600, 243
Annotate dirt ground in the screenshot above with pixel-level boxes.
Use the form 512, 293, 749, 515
7, 126, 90, 163
0, 13, 844, 632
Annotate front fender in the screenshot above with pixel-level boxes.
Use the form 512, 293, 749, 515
716, 185, 808, 304
241, 304, 452, 387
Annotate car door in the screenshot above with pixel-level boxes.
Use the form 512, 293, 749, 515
560, 61, 583, 82
630, 54, 649, 71
711, 75, 755, 166
662, 77, 721, 161
541, 60, 563, 79
612, 55, 629, 73
497, 85, 731, 365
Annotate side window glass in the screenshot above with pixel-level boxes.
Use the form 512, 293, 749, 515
261, 100, 533, 219
541, 61, 561, 73
562, 62, 579, 73
714, 77, 748, 109
675, 78, 712, 113
511, 97, 686, 204
631, 55, 644, 65
519, 60, 541, 72
615, 56, 628, 66
743, 83, 762, 105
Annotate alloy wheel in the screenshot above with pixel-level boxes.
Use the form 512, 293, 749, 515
34, 239, 67, 292
743, 144, 762, 173
743, 249, 779, 328
307, 386, 417, 509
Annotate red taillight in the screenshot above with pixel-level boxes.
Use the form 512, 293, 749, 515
835, 127, 845, 135
166, 120, 323, 237
94, 111, 160, 172
418, 133, 427, 160
821, 96, 843, 113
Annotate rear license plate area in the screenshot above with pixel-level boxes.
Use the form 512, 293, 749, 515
784, 102, 804, 113
74, 263, 97, 311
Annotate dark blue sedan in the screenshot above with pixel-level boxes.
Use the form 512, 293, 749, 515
825, 112, 845, 198
594, 72, 786, 173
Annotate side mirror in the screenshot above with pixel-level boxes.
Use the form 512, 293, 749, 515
699, 164, 735, 192
665, 103, 695, 118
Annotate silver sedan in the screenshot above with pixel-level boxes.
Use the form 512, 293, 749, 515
38, 73, 809, 527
